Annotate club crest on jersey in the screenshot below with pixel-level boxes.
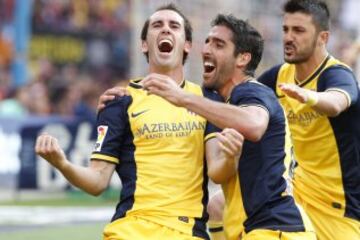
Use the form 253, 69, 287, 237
94, 125, 108, 151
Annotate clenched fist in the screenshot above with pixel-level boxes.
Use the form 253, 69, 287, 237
35, 133, 68, 170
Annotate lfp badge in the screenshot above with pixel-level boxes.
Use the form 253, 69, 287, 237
94, 125, 108, 151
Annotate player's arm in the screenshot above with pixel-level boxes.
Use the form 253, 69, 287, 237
35, 133, 115, 196
279, 83, 348, 117
183, 99, 269, 142
206, 128, 244, 184
279, 66, 358, 117
142, 73, 269, 142
97, 86, 129, 112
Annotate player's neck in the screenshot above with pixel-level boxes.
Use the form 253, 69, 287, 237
149, 65, 185, 85
219, 73, 252, 100
294, 49, 328, 82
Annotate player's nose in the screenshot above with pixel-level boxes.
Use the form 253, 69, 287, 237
201, 42, 211, 55
161, 24, 171, 34
283, 30, 295, 42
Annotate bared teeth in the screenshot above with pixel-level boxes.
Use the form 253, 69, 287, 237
159, 39, 172, 45
204, 61, 215, 73
204, 62, 214, 67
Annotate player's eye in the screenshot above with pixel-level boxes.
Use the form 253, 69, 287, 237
216, 42, 224, 49
152, 22, 161, 28
171, 23, 180, 29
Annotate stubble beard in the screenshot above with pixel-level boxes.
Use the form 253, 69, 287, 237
284, 38, 317, 64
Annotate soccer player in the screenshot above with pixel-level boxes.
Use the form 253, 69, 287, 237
142, 14, 316, 240
35, 4, 243, 240
258, 0, 360, 239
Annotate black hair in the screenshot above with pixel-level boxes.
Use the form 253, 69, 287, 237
140, 3, 193, 64
211, 14, 264, 76
283, 0, 330, 31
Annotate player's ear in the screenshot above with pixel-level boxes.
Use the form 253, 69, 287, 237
236, 52, 251, 69
184, 40, 192, 55
141, 40, 149, 54
318, 31, 329, 46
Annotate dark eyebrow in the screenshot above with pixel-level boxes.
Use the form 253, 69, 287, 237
283, 24, 306, 31
150, 19, 181, 26
169, 20, 181, 25
211, 36, 226, 45
151, 20, 163, 26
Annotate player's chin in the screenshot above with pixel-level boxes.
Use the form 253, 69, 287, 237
202, 78, 213, 89
284, 58, 294, 64
284, 54, 301, 64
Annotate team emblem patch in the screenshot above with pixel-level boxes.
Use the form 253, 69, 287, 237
94, 125, 108, 151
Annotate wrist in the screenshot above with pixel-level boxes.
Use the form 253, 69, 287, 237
57, 159, 70, 172
305, 90, 319, 107
179, 92, 191, 107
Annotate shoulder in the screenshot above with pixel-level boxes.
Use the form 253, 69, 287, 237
258, 64, 284, 90
318, 64, 358, 89
258, 64, 283, 80
231, 81, 281, 114
233, 80, 276, 98
320, 64, 355, 79
98, 96, 132, 122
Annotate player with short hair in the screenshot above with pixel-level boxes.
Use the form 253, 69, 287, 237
143, 14, 316, 240
259, 0, 360, 239
35, 4, 243, 240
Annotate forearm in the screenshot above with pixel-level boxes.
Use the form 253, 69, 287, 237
311, 91, 349, 117
182, 94, 253, 139
181, 93, 264, 141
280, 84, 350, 117
182, 93, 234, 128
35, 134, 114, 196
58, 160, 110, 196
207, 153, 237, 184
206, 134, 242, 184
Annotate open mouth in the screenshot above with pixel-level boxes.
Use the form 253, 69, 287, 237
204, 61, 216, 74
158, 39, 173, 53
284, 44, 295, 54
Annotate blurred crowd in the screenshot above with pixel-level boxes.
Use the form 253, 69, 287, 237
0, 0, 360, 119
0, 60, 108, 120
32, 0, 130, 34
0, 0, 130, 119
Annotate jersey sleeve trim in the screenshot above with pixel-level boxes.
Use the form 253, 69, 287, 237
205, 132, 217, 142
238, 104, 270, 116
325, 88, 352, 108
91, 153, 119, 164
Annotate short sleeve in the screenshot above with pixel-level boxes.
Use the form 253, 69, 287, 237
258, 64, 282, 93
91, 96, 132, 164
204, 121, 222, 142
318, 66, 359, 106
230, 83, 273, 115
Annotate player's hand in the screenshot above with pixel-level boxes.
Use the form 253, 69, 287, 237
35, 133, 68, 170
216, 128, 244, 166
279, 83, 309, 103
97, 87, 129, 112
141, 73, 187, 107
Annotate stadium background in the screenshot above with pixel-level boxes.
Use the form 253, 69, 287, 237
0, 0, 359, 239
